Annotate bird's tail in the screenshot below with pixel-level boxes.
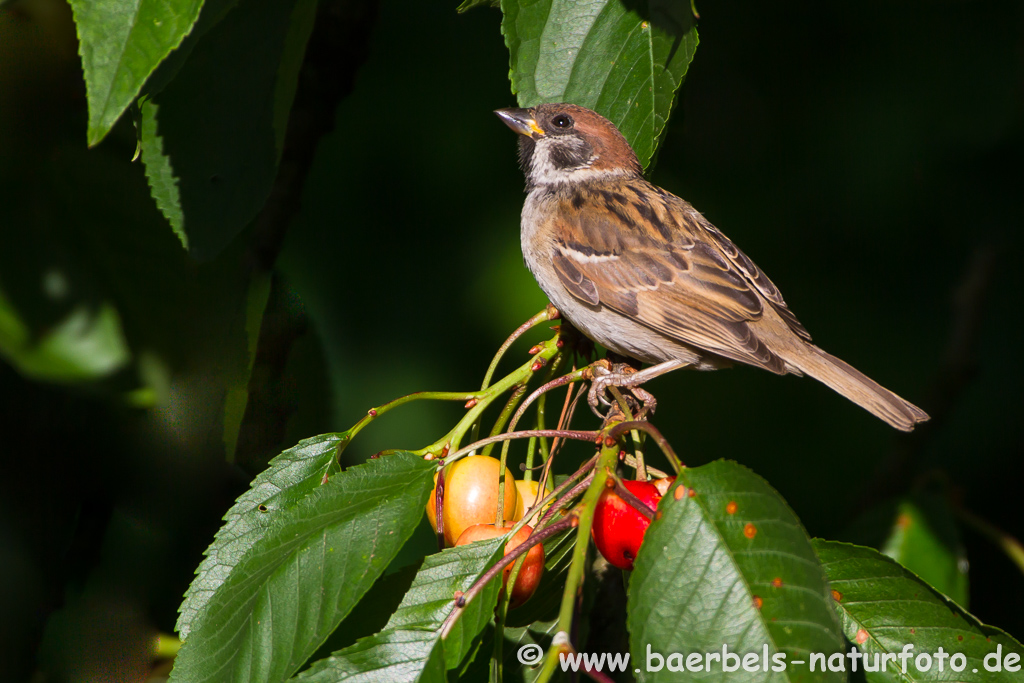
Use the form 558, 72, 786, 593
788, 345, 929, 432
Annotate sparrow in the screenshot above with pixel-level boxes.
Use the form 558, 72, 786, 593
495, 103, 929, 431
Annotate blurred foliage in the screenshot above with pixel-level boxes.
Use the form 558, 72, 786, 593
0, 0, 1022, 681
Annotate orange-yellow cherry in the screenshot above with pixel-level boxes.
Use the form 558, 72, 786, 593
455, 522, 544, 607
426, 456, 521, 546
513, 479, 553, 526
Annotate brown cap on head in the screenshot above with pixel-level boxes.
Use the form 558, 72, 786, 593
495, 103, 642, 176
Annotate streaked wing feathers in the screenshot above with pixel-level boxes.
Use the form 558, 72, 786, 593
550, 183, 809, 373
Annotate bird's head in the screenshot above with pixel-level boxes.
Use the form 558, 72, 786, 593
495, 103, 642, 189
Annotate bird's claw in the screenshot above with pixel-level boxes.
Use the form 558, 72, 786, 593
587, 362, 656, 418
587, 367, 615, 411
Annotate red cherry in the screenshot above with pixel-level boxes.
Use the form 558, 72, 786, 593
591, 479, 662, 570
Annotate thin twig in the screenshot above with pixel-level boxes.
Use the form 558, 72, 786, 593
439, 516, 578, 638
607, 421, 683, 473
480, 305, 559, 392
623, 455, 667, 479
538, 472, 595, 528
609, 476, 656, 520
446, 429, 599, 464
509, 367, 592, 441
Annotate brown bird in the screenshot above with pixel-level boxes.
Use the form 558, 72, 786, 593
496, 103, 929, 431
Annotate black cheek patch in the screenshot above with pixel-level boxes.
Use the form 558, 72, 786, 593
549, 144, 592, 170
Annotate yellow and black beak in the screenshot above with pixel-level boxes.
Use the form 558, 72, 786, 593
494, 108, 545, 138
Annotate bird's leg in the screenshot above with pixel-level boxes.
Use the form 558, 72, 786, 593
588, 359, 688, 415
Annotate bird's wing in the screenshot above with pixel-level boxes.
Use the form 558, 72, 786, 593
549, 185, 809, 373
688, 207, 811, 343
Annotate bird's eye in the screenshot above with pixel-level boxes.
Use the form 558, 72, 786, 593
551, 114, 573, 128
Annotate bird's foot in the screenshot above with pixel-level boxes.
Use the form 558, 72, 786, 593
587, 358, 689, 419
587, 362, 655, 419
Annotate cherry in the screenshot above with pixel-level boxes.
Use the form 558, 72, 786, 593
591, 479, 662, 570
456, 522, 545, 607
426, 455, 521, 546
513, 479, 552, 526
652, 476, 676, 497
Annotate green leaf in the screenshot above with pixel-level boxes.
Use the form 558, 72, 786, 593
815, 540, 1024, 682
139, 0, 242, 98
387, 537, 506, 670
139, 0, 317, 258
0, 288, 130, 382
294, 539, 505, 682
462, 617, 560, 683
501, 0, 698, 168
880, 494, 969, 607
459, 528, 574, 679
169, 451, 435, 683
628, 460, 844, 682
292, 630, 448, 683
68, 0, 204, 146
306, 562, 422, 663
176, 433, 349, 637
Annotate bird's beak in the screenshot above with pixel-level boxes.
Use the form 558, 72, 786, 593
495, 108, 545, 138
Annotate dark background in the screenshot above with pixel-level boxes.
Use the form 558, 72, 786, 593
1, 0, 1021, 680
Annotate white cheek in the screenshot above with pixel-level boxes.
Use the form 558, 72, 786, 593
529, 138, 627, 186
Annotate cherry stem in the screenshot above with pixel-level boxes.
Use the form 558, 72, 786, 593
509, 366, 592, 437
622, 455, 667, 479
439, 516, 578, 638
534, 376, 585, 499
489, 383, 529, 527
524, 353, 565, 481
607, 420, 683, 473
610, 475, 656, 521
528, 454, 598, 525
531, 431, 623, 683
349, 389, 482, 444
538, 471, 595, 528
549, 371, 582, 458
500, 363, 586, 499
480, 305, 559, 392
606, 387, 647, 481
484, 384, 529, 456
444, 429, 598, 464
435, 468, 446, 551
